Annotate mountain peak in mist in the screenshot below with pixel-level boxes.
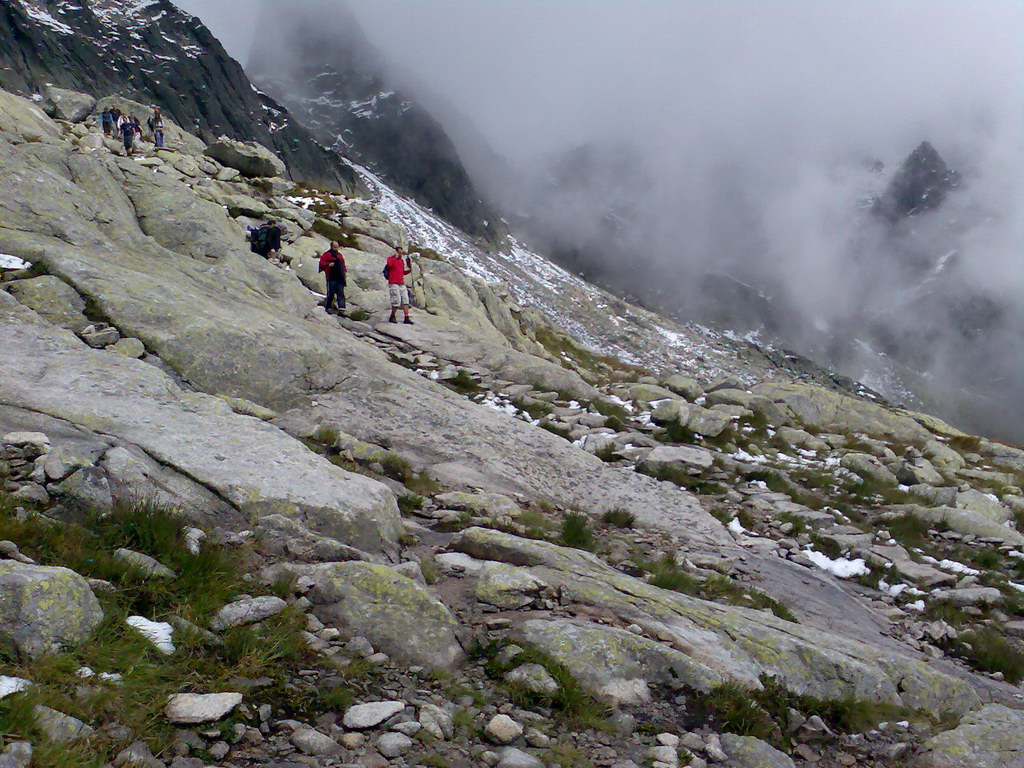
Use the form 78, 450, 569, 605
875, 140, 961, 223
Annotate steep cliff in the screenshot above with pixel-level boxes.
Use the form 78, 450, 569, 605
0, 0, 362, 193
246, 0, 506, 244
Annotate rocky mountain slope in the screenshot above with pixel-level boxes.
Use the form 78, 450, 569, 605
0, 0, 362, 193
1, 84, 1024, 768
246, 0, 506, 245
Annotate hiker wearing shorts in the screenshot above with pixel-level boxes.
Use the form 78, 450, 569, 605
385, 247, 413, 325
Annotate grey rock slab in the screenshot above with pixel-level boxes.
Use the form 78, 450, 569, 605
497, 746, 545, 768
376, 732, 413, 758
291, 727, 342, 756
164, 692, 243, 724
485, 714, 524, 745
639, 445, 715, 473
0, 561, 103, 659
343, 701, 406, 729
933, 587, 1003, 606
114, 548, 176, 579
505, 663, 559, 696
719, 733, 796, 768
434, 491, 521, 518
753, 382, 933, 442
204, 138, 286, 178
34, 705, 94, 742
5, 275, 90, 332
293, 561, 464, 671
0, 741, 31, 768
912, 704, 1024, 767
209, 596, 287, 631
0, 302, 401, 556
42, 87, 96, 122
453, 527, 982, 714
418, 703, 455, 740
113, 740, 164, 768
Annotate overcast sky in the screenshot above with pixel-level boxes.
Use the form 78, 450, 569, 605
173, 0, 1024, 429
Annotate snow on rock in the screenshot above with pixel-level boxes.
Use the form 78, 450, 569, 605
804, 549, 870, 578
126, 616, 175, 654
0, 676, 31, 699
0, 254, 30, 270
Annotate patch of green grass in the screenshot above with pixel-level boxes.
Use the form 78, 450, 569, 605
311, 426, 339, 446
636, 555, 796, 621
658, 420, 699, 445
560, 512, 595, 551
380, 453, 413, 483
884, 513, 932, 549
397, 493, 424, 516
445, 370, 484, 394
948, 435, 982, 453
513, 397, 554, 421
700, 677, 919, 750
0, 495, 336, 765
419, 555, 441, 585
601, 508, 636, 529
808, 533, 843, 560
594, 443, 619, 463
777, 512, 808, 536
476, 641, 612, 730
949, 628, 1024, 683
638, 464, 724, 495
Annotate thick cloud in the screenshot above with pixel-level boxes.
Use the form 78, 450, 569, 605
175, 0, 1024, 437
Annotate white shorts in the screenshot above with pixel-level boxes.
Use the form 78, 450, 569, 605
388, 284, 410, 308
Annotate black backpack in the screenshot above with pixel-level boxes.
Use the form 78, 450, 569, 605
250, 226, 270, 255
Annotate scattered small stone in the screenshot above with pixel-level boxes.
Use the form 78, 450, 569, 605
485, 714, 524, 745
377, 731, 413, 757
164, 692, 243, 724
114, 548, 176, 578
291, 726, 341, 756
343, 700, 406, 729
209, 595, 287, 631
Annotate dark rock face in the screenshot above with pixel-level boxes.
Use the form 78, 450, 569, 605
247, 0, 505, 244
874, 141, 961, 222
0, 0, 362, 194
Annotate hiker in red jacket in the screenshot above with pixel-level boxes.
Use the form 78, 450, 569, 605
318, 241, 347, 315
385, 246, 413, 325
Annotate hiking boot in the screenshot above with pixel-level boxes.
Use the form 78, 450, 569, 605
388, 316, 398, 324
403, 318, 414, 325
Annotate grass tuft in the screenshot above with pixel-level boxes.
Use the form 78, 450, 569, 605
559, 512, 595, 551
600, 508, 636, 529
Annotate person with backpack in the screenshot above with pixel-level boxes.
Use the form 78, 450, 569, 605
250, 220, 282, 259
100, 109, 113, 136
120, 115, 137, 156
384, 246, 413, 324
147, 107, 164, 148
318, 241, 347, 315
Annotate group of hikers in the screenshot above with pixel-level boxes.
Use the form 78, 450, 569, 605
99, 106, 164, 155
249, 221, 414, 324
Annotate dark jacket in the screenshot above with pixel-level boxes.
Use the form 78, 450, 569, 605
319, 250, 347, 283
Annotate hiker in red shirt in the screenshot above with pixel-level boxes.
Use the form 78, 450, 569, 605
318, 241, 347, 316
385, 246, 413, 325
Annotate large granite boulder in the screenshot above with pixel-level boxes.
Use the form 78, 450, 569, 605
42, 87, 96, 122
205, 138, 286, 178
0, 562, 103, 659
297, 562, 465, 672
912, 704, 1024, 767
720, 733, 797, 768
452, 527, 981, 714
4, 275, 90, 332
0, 300, 402, 556
0, 90, 61, 143
753, 383, 932, 443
